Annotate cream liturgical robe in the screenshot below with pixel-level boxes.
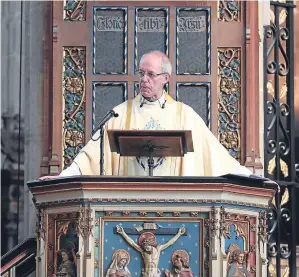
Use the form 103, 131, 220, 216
73, 93, 248, 176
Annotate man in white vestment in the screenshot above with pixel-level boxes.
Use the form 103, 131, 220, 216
41, 50, 251, 178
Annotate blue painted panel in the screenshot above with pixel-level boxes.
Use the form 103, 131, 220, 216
103, 221, 201, 277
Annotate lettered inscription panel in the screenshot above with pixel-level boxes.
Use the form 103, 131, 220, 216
134, 8, 169, 70
176, 8, 210, 75
93, 8, 128, 74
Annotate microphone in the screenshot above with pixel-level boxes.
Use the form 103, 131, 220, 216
91, 110, 119, 137
140, 102, 144, 108
161, 100, 167, 109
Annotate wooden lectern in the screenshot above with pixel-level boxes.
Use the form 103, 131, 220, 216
107, 130, 194, 176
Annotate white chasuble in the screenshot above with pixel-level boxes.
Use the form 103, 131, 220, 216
73, 93, 246, 177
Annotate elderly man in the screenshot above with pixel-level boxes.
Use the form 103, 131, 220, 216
42, 50, 251, 178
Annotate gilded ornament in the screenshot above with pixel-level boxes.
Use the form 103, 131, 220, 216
65, 77, 83, 94
268, 262, 276, 277
267, 81, 275, 99
281, 188, 289, 206
282, 265, 289, 277
65, 130, 84, 147
280, 159, 289, 177
63, 47, 86, 168
220, 132, 239, 150
268, 156, 276, 175
280, 83, 287, 99
279, 9, 288, 25
218, 48, 241, 159
270, 9, 275, 25
220, 79, 240, 94
57, 221, 72, 236
267, 155, 289, 177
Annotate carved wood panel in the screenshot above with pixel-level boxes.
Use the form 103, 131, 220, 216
48, 1, 247, 171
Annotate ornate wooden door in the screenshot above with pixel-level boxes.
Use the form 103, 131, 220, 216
42, 1, 259, 174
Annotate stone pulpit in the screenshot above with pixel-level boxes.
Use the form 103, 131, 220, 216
28, 176, 276, 277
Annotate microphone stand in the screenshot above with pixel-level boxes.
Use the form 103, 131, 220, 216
91, 110, 119, 175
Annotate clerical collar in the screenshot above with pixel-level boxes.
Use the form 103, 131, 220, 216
140, 92, 166, 108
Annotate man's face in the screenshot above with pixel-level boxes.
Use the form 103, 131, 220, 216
237, 253, 244, 264
173, 257, 183, 269
143, 244, 153, 252
139, 54, 169, 100
61, 252, 69, 262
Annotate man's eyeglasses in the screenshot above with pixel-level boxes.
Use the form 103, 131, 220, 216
137, 70, 166, 79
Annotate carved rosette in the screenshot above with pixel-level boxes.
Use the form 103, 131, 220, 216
63, 0, 86, 21
62, 47, 86, 168
218, 48, 241, 159
218, 0, 241, 22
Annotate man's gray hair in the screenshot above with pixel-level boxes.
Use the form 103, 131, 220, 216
140, 51, 172, 75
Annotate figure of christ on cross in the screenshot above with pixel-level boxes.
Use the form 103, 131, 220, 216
116, 225, 186, 277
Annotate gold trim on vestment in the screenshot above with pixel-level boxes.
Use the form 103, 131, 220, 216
123, 99, 133, 176
173, 100, 182, 175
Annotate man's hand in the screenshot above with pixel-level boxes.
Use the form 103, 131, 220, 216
39, 175, 60, 181
116, 225, 124, 234
178, 226, 186, 235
